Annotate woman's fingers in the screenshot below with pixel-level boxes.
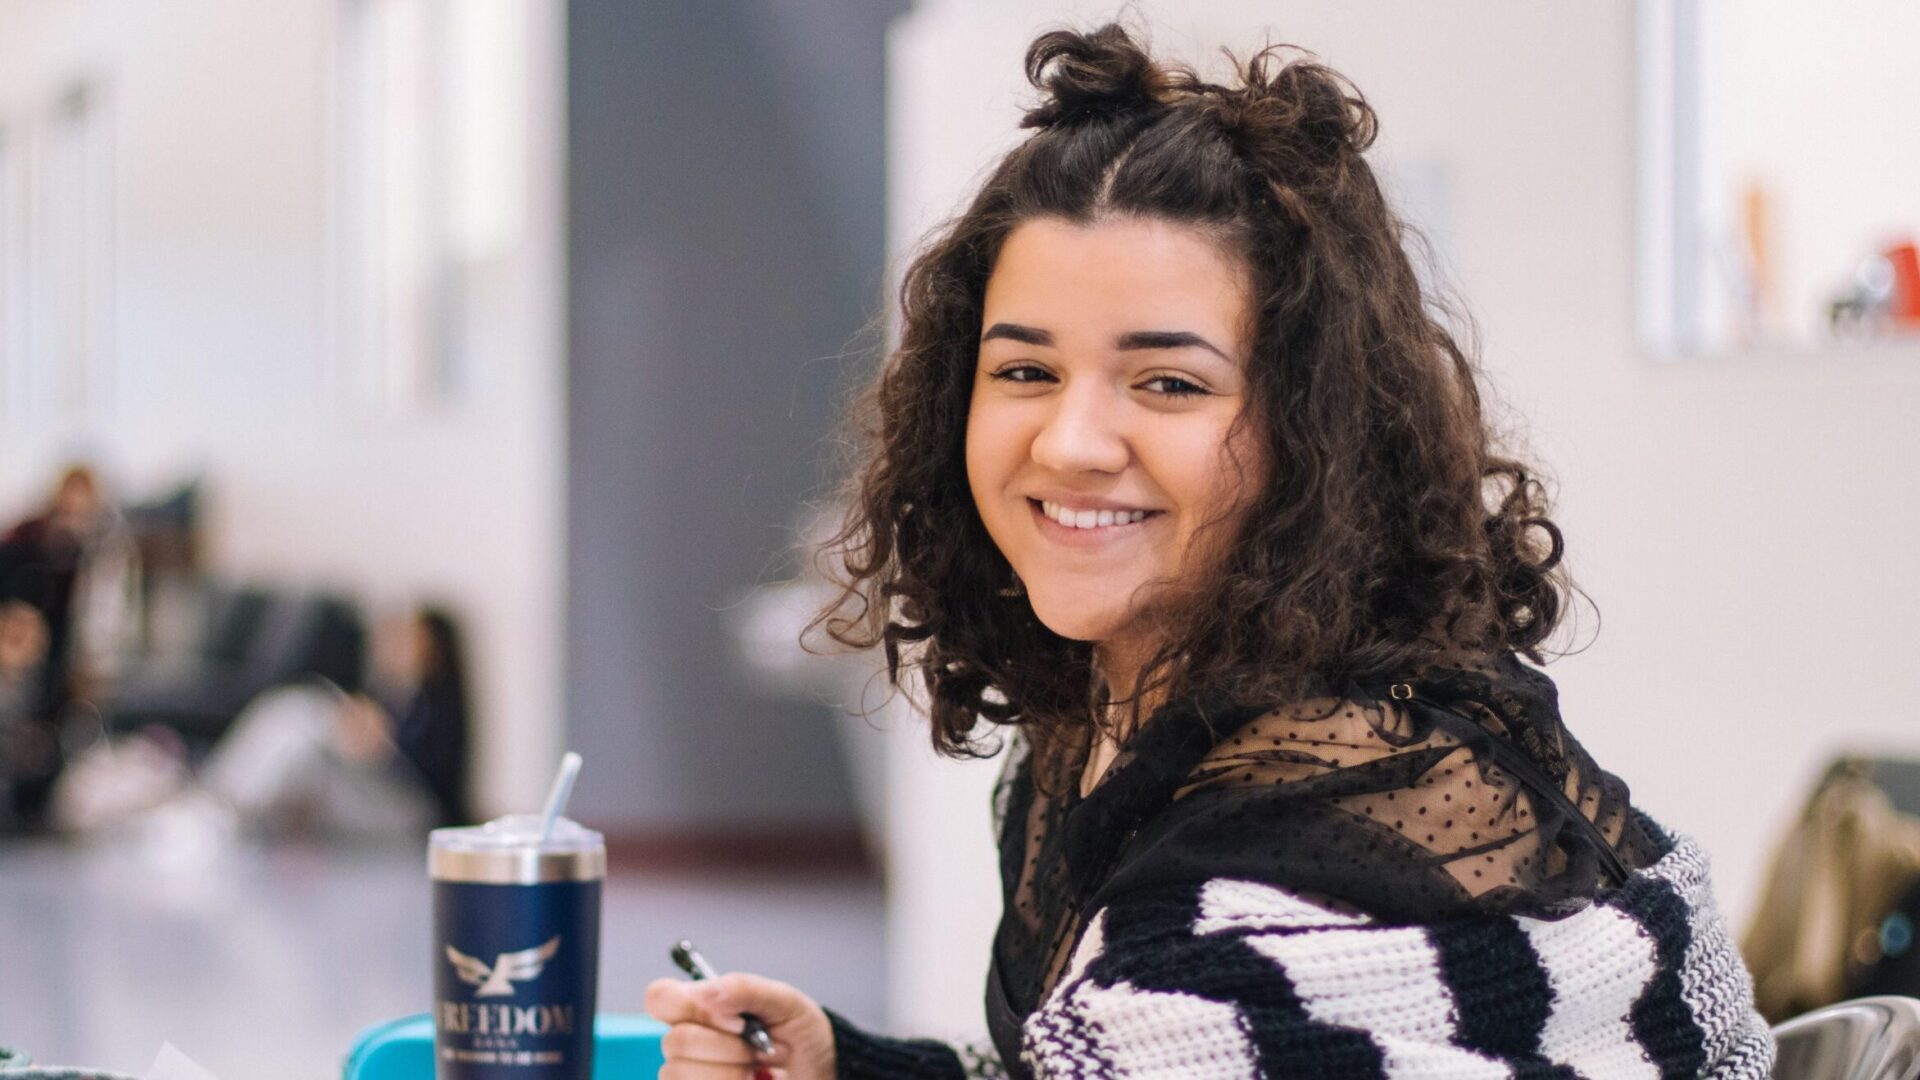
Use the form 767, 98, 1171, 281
647, 972, 811, 1034
647, 972, 833, 1080
661, 1021, 764, 1066
645, 978, 744, 1033
644, 977, 700, 1024
692, 972, 812, 1027
648, 981, 787, 1068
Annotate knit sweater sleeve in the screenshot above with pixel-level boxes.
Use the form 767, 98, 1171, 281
1022, 832, 1774, 1079
824, 1008, 1006, 1079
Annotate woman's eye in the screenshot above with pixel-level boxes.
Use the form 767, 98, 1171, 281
1140, 375, 1210, 397
988, 364, 1054, 384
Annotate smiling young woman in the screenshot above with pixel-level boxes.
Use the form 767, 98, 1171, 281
643, 23, 1772, 1080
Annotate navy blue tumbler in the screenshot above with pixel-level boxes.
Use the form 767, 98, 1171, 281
430, 815, 604, 1079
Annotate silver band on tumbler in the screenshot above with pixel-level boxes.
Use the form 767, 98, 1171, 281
430, 846, 607, 884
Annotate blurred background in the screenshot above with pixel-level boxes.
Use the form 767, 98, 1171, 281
1, 0, 1917, 1075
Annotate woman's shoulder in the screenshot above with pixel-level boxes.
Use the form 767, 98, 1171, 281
1135, 812, 1695, 939
1108, 653, 1661, 922
1093, 813, 1697, 941
1177, 656, 1538, 802
1029, 821, 1771, 1080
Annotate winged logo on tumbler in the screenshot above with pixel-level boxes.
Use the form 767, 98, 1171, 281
446, 936, 562, 997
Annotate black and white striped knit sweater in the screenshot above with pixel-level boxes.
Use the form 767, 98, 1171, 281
828, 820, 1774, 1078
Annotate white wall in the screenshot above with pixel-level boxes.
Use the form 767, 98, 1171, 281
0, 0, 568, 817
883, 0, 1920, 1033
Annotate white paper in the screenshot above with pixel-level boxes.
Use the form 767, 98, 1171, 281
145, 1043, 223, 1080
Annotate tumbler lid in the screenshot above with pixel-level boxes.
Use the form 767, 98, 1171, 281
429, 814, 607, 883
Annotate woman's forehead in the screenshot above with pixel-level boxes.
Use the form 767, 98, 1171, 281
983, 216, 1253, 351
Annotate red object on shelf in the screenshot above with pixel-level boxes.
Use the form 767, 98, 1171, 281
1886, 241, 1920, 326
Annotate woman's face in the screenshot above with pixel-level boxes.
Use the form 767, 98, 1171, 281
966, 215, 1263, 659
371, 612, 433, 690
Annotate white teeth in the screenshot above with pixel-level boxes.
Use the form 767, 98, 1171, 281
1038, 501, 1153, 529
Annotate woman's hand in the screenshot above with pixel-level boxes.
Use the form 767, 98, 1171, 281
644, 971, 835, 1080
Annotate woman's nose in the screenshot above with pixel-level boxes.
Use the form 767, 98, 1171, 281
1029, 383, 1130, 474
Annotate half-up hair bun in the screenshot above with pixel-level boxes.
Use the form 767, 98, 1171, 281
1219, 46, 1379, 168
1021, 24, 1169, 129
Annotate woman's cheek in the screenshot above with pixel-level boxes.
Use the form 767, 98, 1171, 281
965, 407, 1028, 509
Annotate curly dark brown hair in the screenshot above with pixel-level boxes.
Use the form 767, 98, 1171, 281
810, 23, 1578, 776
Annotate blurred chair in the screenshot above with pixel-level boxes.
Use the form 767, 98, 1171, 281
123, 477, 202, 581
108, 582, 364, 751
1745, 757, 1920, 1021
1773, 995, 1920, 1080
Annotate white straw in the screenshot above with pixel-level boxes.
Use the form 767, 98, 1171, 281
538, 751, 583, 842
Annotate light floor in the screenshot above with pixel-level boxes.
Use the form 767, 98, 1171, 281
0, 829, 885, 1079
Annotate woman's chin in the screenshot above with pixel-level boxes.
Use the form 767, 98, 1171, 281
1025, 601, 1129, 644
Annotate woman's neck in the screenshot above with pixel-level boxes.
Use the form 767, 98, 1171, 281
1082, 636, 1171, 797
1093, 640, 1143, 709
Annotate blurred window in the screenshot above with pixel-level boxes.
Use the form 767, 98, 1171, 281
0, 124, 20, 420
333, 0, 530, 413
1639, 0, 1920, 357
40, 82, 116, 414
2, 82, 117, 418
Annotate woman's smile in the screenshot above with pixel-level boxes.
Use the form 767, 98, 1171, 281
1028, 499, 1163, 547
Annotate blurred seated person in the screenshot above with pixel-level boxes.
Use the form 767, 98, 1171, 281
342, 605, 472, 825
56, 605, 471, 836
0, 465, 138, 718
2, 465, 139, 828
204, 604, 472, 832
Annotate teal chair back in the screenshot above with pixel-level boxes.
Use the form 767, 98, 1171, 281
343, 1013, 666, 1079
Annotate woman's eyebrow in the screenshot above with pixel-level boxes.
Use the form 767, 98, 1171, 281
981, 323, 1228, 361
980, 322, 1053, 346
1115, 329, 1229, 361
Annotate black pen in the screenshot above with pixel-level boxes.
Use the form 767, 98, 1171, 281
671, 939, 778, 1058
